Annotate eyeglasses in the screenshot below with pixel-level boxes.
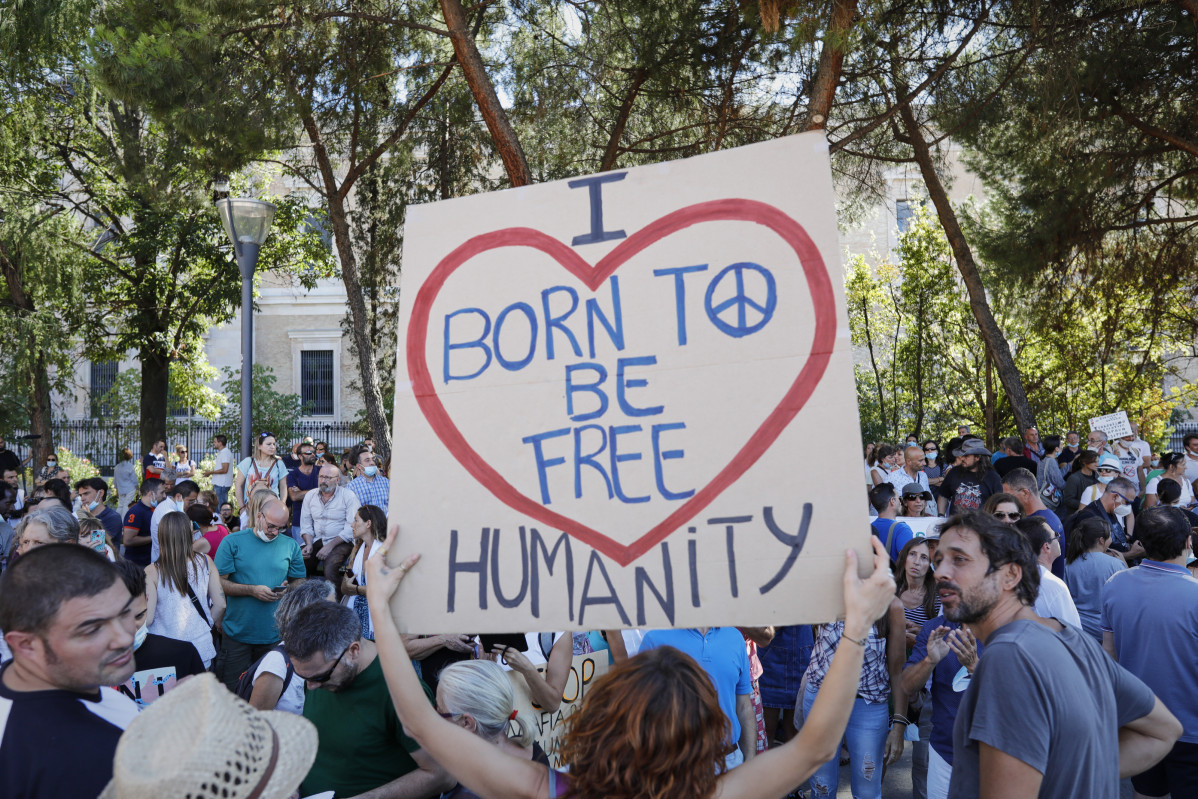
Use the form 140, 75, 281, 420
437, 710, 459, 720
300, 451, 315, 456
261, 521, 289, 535
1110, 492, 1134, 505
993, 511, 1022, 521
296, 646, 350, 684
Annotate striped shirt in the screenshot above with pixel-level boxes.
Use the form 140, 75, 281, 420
903, 598, 941, 632
346, 475, 390, 512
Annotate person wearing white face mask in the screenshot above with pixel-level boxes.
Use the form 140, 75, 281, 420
1072, 474, 1141, 563
75, 476, 123, 542
122, 478, 166, 567
1079, 453, 1124, 508
346, 447, 390, 512
213, 499, 306, 691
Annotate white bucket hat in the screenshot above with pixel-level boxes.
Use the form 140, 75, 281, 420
100, 673, 317, 799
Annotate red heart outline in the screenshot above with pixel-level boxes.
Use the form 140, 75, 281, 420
407, 198, 834, 567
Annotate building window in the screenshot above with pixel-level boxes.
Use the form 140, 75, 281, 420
896, 199, 916, 233
301, 350, 335, 416
90, 361, 119, 417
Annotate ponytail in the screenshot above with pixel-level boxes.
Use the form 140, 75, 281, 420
1067, 516, 1111, 564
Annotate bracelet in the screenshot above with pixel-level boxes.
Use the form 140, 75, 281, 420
842, 632, 868, 647
890, 714, 911, 726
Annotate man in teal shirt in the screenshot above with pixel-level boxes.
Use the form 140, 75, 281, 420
214, 499, 305, 690
283, 602, 453, 798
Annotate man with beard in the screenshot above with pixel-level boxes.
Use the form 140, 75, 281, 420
933, 510, 1179, 798
0, 545, 141, 798
283, 601, 452, 799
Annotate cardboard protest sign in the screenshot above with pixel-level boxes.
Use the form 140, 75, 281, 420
387, 132, 868, 633
507, 650, 609, 768
1089, 410, 1132, 440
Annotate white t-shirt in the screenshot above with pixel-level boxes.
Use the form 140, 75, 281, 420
149, 497, 180, 563
253, 647, 304, 715
1035, 564, 1082, 630
1184, 453, 1198, 488
212, 448, 235, 488
1079, 484, 1105, 507
1146, 475, 1195, 507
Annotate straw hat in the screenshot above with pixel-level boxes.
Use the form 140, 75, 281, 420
100, 674, 317, 799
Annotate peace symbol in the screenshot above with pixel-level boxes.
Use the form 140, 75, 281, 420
703, 261, 777, 337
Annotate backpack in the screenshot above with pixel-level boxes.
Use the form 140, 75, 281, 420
234, 644, 293, 702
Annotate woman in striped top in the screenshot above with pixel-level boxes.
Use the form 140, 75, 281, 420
895, 537, 939, 650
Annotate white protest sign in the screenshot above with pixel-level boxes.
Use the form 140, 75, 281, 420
1089, 410, 1132, 440
387, 132, 868, 633
508, 650, 609, 768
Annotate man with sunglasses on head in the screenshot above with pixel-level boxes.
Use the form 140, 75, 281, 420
213, 499, 306, 690
282, 601, 452, 799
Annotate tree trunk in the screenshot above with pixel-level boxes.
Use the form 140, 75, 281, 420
440, 0, 532, 187
802, 0, 857, 131
0, 245, 55, 465
897, 101, 1036, 436
139, 346, 170, 454
600, 70, 647, 171
303, 113, 393, 462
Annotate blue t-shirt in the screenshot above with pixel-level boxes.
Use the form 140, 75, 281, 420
1102, 560, 1198, 743
286, 466, 321, 527
640, 628, 752, 746
871, 517, 914, 563
213, 530, 306, 645
95, 505, 124, 541
122, 501, 154, 566
905, 615, 985, 765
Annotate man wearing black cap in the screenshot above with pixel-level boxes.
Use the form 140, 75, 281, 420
938, 440, 1003, 516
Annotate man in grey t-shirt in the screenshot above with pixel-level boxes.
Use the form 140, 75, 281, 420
932, 510, 1179, 798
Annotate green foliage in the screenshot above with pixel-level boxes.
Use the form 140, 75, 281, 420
215, 365, 305, 454
98, 357, 226, 422
54, 446, 101, 485
850, 207, 1197, 448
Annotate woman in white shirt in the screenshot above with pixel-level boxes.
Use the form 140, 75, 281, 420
145, 511, 225, 668
341, 503, 387, 640
1144, 452, 1195, 509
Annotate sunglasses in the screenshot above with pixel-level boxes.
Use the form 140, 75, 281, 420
258, 432, 275, 440
993, 511, 1022, 521
296, 646, 349, 684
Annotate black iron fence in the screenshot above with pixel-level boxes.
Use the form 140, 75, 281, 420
1168, 422, 1198, 454
18, 420, 366, 476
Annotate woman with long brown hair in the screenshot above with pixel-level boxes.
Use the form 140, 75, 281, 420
145, 511, 225, 668
363, 537, 896, 799
341, 503, 387, 639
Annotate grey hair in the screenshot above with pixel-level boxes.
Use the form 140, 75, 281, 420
274, 579, 337, 631
279, 601, 360, 661
18, 505, 80, 544
1109, 476, 1139, 496
439, 659, 533, 747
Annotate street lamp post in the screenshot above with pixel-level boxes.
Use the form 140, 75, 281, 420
216, 198, 276, 460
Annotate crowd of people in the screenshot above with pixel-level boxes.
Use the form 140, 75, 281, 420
0, 423, 1195, 799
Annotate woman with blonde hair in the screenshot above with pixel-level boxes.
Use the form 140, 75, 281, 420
438, 659, 547, 798
145, 511, 225, 668
241, 485, 276, 531
364, 537, 896, 799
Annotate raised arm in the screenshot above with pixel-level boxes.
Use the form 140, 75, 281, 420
366, 543, 550, 799
714, 539, 896, 799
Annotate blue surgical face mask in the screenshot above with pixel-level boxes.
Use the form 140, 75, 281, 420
1097, 474, 1115, 485
149, 497, 159, 508
88, 499, 101, 512
364, 465, 378, 478
133, 623, 148, 650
